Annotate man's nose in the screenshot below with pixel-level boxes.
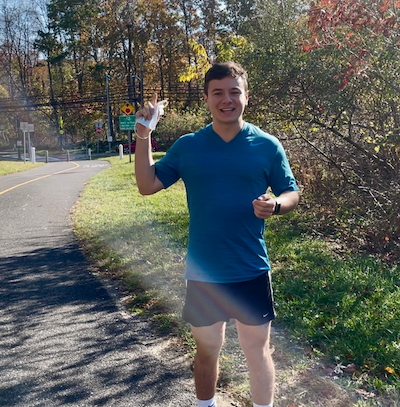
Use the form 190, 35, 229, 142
222, 92, 232, 102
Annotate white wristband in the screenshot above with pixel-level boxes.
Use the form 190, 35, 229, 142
135, 131, 150, 140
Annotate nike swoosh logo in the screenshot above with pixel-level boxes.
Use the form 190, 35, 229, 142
250, 141, 265, 146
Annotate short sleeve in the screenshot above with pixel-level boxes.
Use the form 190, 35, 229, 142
268, 141, 298, 196
154, 139, 182, 188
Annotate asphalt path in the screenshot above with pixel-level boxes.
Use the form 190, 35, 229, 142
0, 161, 195, 406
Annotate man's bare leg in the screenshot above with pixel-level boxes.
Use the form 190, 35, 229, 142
236, 320, 275, 405
191, 322, 226, 401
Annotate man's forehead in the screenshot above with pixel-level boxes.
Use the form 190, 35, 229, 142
208, 76, 247, 91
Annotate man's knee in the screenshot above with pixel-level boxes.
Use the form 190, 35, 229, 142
236, 321, 272, 356
191, 322, 225, 357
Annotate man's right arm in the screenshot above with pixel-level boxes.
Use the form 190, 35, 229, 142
134, 94, 165, 196
134, 131, 164, 195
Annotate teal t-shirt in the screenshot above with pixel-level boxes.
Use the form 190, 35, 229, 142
155, 122, 298, 283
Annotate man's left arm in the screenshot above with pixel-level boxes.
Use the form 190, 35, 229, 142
252, 190, 300, 219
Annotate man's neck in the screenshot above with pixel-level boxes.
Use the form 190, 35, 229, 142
212, 120, 245, 142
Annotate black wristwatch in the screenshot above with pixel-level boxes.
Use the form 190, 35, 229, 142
273, 201, 281, 215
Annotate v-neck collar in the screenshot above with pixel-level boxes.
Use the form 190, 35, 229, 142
208, 122, 248, 144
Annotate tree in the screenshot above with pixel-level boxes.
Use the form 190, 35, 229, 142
0, 0, 45, 144
47, 0, 101, 95
0, 0, 41, 97
221, 0, 257, 33
179, 38, 211, 82
238, 0, 400, 259
297, 0, 400, 256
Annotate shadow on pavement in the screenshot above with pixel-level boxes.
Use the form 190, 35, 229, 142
0, 241, 194, 406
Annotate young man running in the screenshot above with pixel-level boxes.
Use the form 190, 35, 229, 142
134, 61, 300, 407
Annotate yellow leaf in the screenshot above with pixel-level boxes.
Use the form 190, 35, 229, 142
384, 366, 395, 375
374, 145, 380, 153
179, 40, 211, 83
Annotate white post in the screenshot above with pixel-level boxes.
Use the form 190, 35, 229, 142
88, 148, 91, 160
23, 131, 26, 164
20, 122, 28, 164
31, 147, 36, 164
28, 132, 31, 159
27, 124, 34, 161
119, 144, 123, 159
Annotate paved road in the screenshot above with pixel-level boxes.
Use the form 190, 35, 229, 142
0, 161, 195, 406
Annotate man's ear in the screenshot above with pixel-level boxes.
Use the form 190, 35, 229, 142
245, 91, 249, 105
203, 93, 208, 106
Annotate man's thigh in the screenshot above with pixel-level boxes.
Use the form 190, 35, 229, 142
235, 320, 272, 352
191, 321, 226, 353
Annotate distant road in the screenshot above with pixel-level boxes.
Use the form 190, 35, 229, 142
0, 161, 195, 406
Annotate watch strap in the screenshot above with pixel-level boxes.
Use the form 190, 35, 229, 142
273, 201, 281, 215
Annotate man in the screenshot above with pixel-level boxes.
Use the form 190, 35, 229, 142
135, 62, 300, 407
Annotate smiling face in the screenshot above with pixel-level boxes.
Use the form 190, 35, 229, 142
203, 75, 249, 129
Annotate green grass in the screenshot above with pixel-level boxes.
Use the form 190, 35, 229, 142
72, 155, 400, 400
265, 217, 400, 387
0, 161, 44, 176
72, 154, 189, 325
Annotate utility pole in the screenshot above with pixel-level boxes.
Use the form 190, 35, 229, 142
106, 73, 112, 153
126, 23, 134, 163
140, 50, 144, 107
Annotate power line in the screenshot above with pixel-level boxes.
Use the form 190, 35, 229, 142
0, 88, 203, 112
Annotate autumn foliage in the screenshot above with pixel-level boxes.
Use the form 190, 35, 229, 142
302, 0, 400, 88
0, 0, 399, 260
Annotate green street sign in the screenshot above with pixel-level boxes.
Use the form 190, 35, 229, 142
119, 115, 136, 131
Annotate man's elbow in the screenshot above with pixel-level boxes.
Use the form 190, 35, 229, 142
291, 190, 300, 204
136, 178, 164, 196
292, 191, 301, 210
137, 184, 155, 196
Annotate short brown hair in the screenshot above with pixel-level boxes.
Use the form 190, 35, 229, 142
204, 61, 248, 95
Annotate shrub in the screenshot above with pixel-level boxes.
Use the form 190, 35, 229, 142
153, 108, 209, 150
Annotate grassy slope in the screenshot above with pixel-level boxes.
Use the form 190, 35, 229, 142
0, 161, 44, 176
72, 155, 400, 406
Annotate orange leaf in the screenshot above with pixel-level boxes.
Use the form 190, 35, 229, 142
338, 77, 349, 90
395, 1, 400, 7
379, 0, 390, 12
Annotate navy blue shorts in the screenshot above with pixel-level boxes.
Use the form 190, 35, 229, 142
182, 272, 276, 327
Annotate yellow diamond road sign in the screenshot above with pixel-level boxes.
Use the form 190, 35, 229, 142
121, 103, 134, 115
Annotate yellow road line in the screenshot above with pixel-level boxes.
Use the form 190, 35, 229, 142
0, 162, 80, 196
